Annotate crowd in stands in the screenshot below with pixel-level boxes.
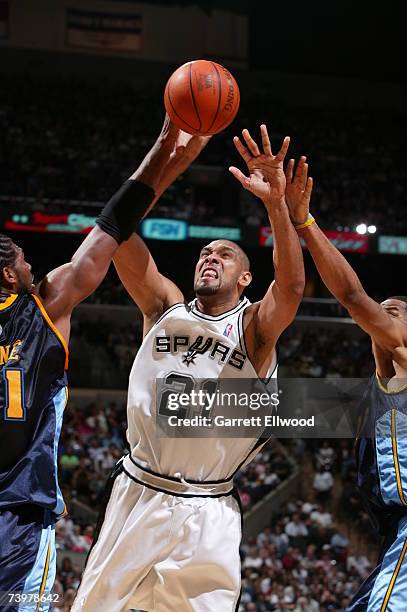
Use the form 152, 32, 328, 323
1, 73, 406, 234
238, 438, 375, 610
69, 316, 142, 389
58, 399, 128, 510
239, 498, 370, 610
236, 444, 293, 511
278, 327, 373, 379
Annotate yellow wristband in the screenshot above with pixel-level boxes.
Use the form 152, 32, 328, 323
295, 214, 315, 230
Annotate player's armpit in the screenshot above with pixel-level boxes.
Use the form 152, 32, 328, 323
113, 233, 184, 320
343, 291, 404, 352
372, 339, 396, 378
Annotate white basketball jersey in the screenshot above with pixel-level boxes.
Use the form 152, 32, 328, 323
125, 297, 277, 482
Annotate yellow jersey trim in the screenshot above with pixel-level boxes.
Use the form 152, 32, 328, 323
35, 541, 51, 612
375, 371, 407, 395
32, 295, 69, 370
391, 409, 407, 506
0, 293, 18, 311
380, 538, 407, 611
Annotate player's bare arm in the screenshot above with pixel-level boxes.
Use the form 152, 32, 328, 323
17, 116, 195, 344
229, 125, 305, 376
285, 157, 407, 375
113, 129, 211, 334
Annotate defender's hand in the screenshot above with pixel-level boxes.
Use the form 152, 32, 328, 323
229, 125, 290, 208
285, 157, 313, 225
134, 114, 211, 193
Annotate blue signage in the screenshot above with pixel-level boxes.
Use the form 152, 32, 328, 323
141, 219, 188, 241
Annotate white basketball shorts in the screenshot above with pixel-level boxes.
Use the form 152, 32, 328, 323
71, 459, 242, 612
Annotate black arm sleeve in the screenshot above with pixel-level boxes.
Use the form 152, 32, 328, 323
96, 179, 155, 244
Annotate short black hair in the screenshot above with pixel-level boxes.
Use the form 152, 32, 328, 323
222, 240, 250, 271
387, 296, 407, 308
0, 234, 17, 276
236, 244, 250, 272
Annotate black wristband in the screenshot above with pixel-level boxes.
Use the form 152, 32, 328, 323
96, 179, 155, 244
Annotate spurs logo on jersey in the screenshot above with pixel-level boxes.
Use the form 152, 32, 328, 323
125, 296, 278, 483
154, 334, 246, 370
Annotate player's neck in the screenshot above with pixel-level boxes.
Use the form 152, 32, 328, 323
195, 294, 241, 316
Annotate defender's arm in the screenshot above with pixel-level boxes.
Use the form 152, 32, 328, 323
113, 130, 210, 323
285, 157, 404, 353
37, 117, 187, 341
298, 222, 403, 350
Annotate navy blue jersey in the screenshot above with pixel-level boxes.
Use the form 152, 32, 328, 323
356, 373, 407, 534
0, 293, 68, 516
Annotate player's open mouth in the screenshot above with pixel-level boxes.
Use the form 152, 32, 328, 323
201, 267, 218, 279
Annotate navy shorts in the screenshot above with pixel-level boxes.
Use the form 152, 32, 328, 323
347, 515, 407, 611
0, 505, 56, 612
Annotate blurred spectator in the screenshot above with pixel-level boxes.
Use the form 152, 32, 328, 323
313, 466, 334, 502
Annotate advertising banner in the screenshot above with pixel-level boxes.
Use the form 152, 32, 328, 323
4, 212, 97, 234
378, 235, 407, 255
66, 9, 142, 53
259, 227, 369, 253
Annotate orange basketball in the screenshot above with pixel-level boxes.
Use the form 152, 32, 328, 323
164, 60, 240, 136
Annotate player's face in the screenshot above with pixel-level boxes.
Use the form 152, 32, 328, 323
193, 241, 249, 296
12, 246, 35, 293
381, 299, 407, 323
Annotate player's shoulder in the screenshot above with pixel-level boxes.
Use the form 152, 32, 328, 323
242, 300, 260, 321
143, 298, 187, 335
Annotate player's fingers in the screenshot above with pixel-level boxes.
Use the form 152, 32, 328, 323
275, 136, 290, 162
305, 176, 313, 199
300, 163, 309, 191
229, 166, 250, 188
242, 129, 261, 157
233, 136, 252, 164
285, 159, 295, 183
260, 124, 272, 156
294, 156, 307, 182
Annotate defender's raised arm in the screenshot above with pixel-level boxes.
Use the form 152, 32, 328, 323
33, 117, 201, 341
285, 157, 406, 359
113, 129, 211, 332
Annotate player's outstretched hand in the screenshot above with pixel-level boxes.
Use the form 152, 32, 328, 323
229, 125, 290, 208
285, 157, 313, 226
137, 114, 212, 197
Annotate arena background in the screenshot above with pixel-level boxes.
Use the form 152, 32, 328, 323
1, 1, 406, 609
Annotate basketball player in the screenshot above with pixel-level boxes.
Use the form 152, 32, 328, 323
285, 157, 407, 611
71, 125, 305, 612
0, 116, 209, 611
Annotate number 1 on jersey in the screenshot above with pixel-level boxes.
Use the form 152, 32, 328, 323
3, 368, 25, 420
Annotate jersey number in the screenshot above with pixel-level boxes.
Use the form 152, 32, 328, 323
158, 372, 217, 419
3, 368, 25, 420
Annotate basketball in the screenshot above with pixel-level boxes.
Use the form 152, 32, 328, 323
164, 60, 240, 136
